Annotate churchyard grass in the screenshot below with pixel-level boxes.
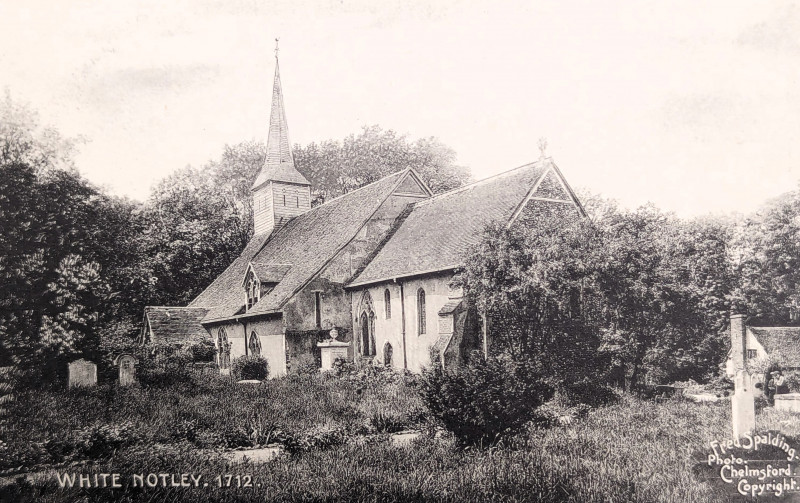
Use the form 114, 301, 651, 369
1, 374, 791, 502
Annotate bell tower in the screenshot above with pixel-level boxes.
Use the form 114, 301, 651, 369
252, 49, 312, 236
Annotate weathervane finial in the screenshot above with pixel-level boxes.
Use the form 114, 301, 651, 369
538, 137, 548, 160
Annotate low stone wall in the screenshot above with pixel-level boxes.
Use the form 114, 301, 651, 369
775, 393, 800, 413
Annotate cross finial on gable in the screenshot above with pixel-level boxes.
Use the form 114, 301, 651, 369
538, 137, 548, 160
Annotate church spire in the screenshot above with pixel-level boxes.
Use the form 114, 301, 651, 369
252, 45, 310, 191
252, 45, 312, 236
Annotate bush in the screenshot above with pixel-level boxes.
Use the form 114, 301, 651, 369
232, 355, 269, 381
189, 338, 216, 362
784, 370, 800, 393
291, 353, 319, 376
332, 357, 356, 377
556, 378, 619, 408
137, 345, 193, 387
419, 354, 553, 446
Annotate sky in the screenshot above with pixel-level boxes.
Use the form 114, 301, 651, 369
1, 0, 799, 217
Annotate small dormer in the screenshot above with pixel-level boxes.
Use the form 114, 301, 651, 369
241, 262, 292, 312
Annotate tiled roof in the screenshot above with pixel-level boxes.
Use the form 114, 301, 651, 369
248, 262, 292, 284
190, 170, 408, 322
438, 299, 463, 316
187, 232, 274, 321
348, 161, 551, 287
144, 306, 209, 344
750, 327, 800, 366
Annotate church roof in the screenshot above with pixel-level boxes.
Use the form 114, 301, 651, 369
247, 262, 292, 285
190, 170, 409, 322
143, 306, 209, 344
252, 59, 310, 189
750, 327, 800, 367
347, 160, 556, 287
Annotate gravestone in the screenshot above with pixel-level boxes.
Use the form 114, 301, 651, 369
113, 354, 138, 386
68, 359, 97, 388
731, 370, 755, 439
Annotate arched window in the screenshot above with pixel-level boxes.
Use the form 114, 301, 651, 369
245, 272, 260, 310
383, 342, 393, 367
369, 312, 375, 356
217, 328, 230, 369
360, 312, 371, 356
249, 331, 261, 356
384, 289, 391, 319
417, 288, 426, 335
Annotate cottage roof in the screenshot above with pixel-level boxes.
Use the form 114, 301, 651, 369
143, 306, 209, 344
252, 59, 309, 189
190, 170, 410, 322
348, 160, 580, 287
749, 327, 800, 366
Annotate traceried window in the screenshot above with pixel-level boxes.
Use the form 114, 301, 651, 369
249, 331, 262, 356
245, 272, 260, 310
359, 311, 376, 356
384, 289, 391, 319
217, 328, 230, 369
417, 288, 426, 335
314, 292, 322, 328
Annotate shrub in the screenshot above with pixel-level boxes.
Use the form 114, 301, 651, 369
291, 353, 319, 376
419, 353, 553, 446
367, 410, 407, 433
232, 355, 269, 381
68, 422, 139, 459
137, 346, 193, 387
189, 338, 216, 362
556, 378, 619, 408
332, 357, 356, 377
784, 370, 800, 393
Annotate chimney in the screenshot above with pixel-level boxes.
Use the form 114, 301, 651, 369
730, 314, 747, 373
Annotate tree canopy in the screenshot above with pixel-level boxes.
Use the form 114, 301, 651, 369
458, 199, 735, 388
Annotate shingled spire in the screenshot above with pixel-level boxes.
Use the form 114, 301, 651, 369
252, 56, 310, 190
252, 48, 312, 236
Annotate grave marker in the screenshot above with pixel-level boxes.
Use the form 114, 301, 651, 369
114, 354, 138, 386
68, 359, 97, 388
731, 370, 755, 439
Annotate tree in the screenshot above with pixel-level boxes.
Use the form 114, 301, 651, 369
293, 125, 471, 204
138, 165, 250, 307
457, 209, 606, 385
459, 196, 737, 389
0, 163, 113, 375
0, 90, 80, 174
729, 187, 800, 325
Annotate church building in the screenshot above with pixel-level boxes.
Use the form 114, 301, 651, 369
141, 57, 586, 377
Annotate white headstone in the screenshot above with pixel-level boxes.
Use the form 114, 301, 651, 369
732, 370, 755, 439
114, 354, 138, 386
68, 359, 97, 388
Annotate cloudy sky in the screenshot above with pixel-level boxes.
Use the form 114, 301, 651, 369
1, 0, 799, 216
